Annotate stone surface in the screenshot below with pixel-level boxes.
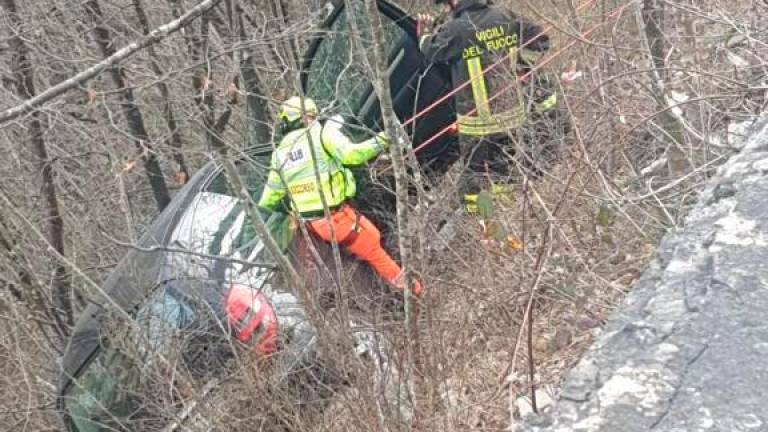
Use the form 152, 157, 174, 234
524, 119, 768, 432
518, 386, 557, 417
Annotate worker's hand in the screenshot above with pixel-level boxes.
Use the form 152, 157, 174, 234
417, 13, 435, 24
416, 13, 436, 36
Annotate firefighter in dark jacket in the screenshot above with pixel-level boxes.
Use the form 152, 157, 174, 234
418, 0, 557, 188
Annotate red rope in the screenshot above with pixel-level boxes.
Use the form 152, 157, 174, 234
402, 0, 601, 129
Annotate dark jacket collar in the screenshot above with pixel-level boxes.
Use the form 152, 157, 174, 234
453, 0, 488, 17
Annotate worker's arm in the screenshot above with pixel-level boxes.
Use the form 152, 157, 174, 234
320, 125, 388, 166
257, 152, 287, 211
418, 21, 464, 64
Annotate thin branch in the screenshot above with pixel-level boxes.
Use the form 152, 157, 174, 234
132, 0, 190, 183
101, 232, 277, 269
84, 0, 172, 210
2, 0, 73, 331
0, 0, 223, 125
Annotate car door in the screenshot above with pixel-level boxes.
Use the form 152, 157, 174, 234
301, 0, 457, 164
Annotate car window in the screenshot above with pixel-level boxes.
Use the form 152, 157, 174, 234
306, 8, 406, 138
156, 154, 291, 296
65, 348, 143, 432
64, 288, 193, 431
136, 286, 195, 350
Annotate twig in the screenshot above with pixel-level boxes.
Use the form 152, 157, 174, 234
0, 0, 223, 124
100, 231, 277, 269
623, 154, 727, 202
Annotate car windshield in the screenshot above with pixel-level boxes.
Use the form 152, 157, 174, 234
64, 287, 194, 432
305, 7, 406, 139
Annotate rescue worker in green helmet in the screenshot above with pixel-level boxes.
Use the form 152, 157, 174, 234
258, 96, 423, 297
417, 0, 557, 188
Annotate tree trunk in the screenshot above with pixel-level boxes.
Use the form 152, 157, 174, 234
643, 0, 667, 79
640, 0, 687, 176
0, 209, 69, 340
356, 0, 424, 424
237, 1, 273, 149
269, 0, 300, 70
85, 0, 172, 210
3, 0, 73, 329
240, 53, 272, 149
132, 0, 190, 185
190, 9, 236, 152
1, 192, 73, 342
355, 0, 414, 310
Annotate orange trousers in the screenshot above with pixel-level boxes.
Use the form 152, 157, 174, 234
307, 204, 419, 294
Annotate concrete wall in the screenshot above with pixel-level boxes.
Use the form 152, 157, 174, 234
524, 119, 768, 432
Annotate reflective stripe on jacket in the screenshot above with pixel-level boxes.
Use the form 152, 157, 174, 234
258, 122, 385, 214
419, 0, 555, 136
456, 93, 557, 136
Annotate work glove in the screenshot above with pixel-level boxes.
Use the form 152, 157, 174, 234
416, 14, 435, 37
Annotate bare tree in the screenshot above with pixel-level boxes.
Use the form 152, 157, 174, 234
84, 0, 172, 210
0, 208, 68, 339
2, 0, 73, 328
352, 0, 427, 425
640, 0, 687, 176
0, 0, 224, 123
237, 1, 273, 149
132, 0, 191, 184
2, 0, 767, 430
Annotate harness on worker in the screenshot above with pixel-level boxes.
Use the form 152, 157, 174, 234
294, 121, 362, 247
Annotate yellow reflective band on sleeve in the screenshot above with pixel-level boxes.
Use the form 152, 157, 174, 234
466, 56, 491, 118
534, 93, 557, 113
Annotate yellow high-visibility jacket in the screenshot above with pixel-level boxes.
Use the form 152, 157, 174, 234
258, 122, 387, 214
